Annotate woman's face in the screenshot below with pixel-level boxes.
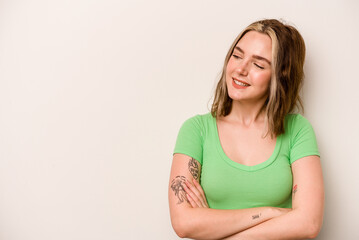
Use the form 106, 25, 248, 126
226, 31, 272, 104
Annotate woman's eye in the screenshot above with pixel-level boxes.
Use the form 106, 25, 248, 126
232, 54, 242, 59
254, 63, 264, 69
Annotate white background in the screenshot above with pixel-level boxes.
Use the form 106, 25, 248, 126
0, 0, 358, 239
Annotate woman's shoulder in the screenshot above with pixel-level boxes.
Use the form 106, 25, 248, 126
182, 112, 213, 126
178, 112, 214, 136
285, 113, 312, 126
284, 114, 320, 162
284, 113, 316, 137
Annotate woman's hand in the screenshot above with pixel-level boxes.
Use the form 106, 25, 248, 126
182, 179, 209, 208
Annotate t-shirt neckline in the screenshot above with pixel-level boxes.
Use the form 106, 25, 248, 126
211, 114, 282, 172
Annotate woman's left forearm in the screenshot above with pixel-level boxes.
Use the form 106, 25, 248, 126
222, 208, 322, 240
223, 156, 324, 240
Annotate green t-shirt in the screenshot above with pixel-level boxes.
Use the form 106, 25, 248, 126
173, 113, 320, 210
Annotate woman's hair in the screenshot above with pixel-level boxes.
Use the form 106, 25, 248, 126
211, 19, 306, 137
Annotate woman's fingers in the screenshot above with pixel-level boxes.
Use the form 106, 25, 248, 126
193, 179, 209, 207
183, 181, 204, 207
182, 181, 201, 207
185, 180, 208, 208
187, 180, 207, 207
186, 193, 197, 208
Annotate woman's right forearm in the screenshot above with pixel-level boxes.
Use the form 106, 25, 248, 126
169, 156, 291, 239
171, 206, 289, 240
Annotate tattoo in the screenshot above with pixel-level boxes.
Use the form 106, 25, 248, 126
171, 176, 189, 204
293, 184, 298, 196
188, 157, 200, 180
252, 213, 261, 220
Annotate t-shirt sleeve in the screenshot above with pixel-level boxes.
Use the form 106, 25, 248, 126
289, 114, 320, 164
173, 115, 203, 165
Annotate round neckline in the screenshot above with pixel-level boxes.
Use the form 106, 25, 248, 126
212, 115, 282, 172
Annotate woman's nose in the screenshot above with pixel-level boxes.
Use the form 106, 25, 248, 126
236, 60, 249, 76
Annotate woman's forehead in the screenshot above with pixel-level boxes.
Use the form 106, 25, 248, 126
235, 31, 272, 59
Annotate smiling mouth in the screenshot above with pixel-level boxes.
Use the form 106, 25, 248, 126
233, 78, 250, 87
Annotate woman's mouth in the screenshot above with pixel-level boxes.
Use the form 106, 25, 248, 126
232, 78, 250, 89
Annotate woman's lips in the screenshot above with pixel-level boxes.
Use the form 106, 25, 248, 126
232, 78, 250, 89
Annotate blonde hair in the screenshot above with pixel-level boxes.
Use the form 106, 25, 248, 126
211, 19, 305, 136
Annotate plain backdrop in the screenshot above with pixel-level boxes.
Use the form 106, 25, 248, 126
0, 0, 358, 239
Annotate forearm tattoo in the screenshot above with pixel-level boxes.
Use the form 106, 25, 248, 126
252, 213, 261, 220
171, 176, 189, 204
293, 184, 298, 197
188, 157, 200, 180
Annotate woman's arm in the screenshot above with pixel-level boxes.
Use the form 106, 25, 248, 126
223, 155, 324, 240
168, 153, 290, 240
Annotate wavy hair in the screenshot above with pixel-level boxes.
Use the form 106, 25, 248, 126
211, 19, 305, 137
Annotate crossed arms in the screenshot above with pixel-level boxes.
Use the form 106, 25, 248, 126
168, 153, 324, 240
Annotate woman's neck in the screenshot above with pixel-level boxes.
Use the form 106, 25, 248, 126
226, 100, 267, 127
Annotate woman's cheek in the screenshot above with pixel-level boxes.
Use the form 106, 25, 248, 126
255, 71, 271, 85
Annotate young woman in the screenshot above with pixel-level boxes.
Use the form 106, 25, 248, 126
168, 19, 324, 240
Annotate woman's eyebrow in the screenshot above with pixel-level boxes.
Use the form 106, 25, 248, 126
234, 46, 271, 65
